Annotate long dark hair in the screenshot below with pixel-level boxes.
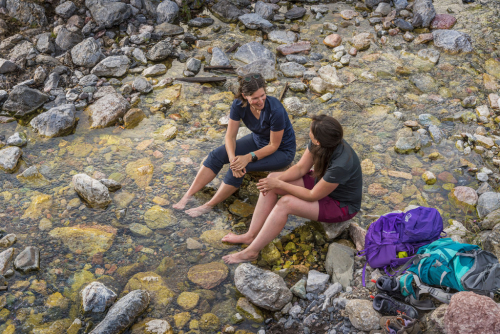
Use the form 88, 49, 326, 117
234, 73, 266, 107
310, 115, 344, 179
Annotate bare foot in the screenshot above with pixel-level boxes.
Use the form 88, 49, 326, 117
223, 250, 259, 264
172, 196, 193, 210
185, 204, 213, 217
221, 232, 254, 245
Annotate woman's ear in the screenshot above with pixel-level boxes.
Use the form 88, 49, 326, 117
241, 93, 247, 100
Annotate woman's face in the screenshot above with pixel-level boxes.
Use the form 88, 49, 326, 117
309, 129, 320, 146
243, 88, 266, 110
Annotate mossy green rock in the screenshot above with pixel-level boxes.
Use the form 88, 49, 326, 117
228, 200, 255, 217
187, 262, 228, 289
155, 257, 175, 276
144, 205, 177, 229
32, 318, 72, 334
261, 242, 281, 265
284, 242, 297, 252
236, 297, 264, 323
49, 224, 117, 256
199, 313, 220, 332
174, 312, 191, 328
485, 58, 500, 79
129, 223, 153, 237
200, 229, 233, 249
177, 292, 199, 310
65, 269, 95, 301
123, 272, 175, 311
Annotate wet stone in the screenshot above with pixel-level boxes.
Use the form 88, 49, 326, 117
129, 223, 153, 237
0, 146, 22, 173
2, 85, 49, 118
30, 104, 76, 138
144, 205, 177, 229
200, 229, 233, 249
0, 248, 14, 275
72, 174, 111, 208
14, 246, 40, 273
432, 30, 473, 54
82, 281, 117, 313
188, 262, 228, 289
449, 186, 478, 214
49, 224, 116, 255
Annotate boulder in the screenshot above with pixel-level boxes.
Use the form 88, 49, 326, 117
306, 270, 330, 294
255, 1, 274, 20
234, 42, 275, 64
156, 0, 179, 24
448, 186, 478, 214
210, 0, 244, 23
481, 209, 500, 230
146, 40, 174, 61
2, 85, 49, 118
444, 291, 500, 334
268, 30, 298, 44
210, 47, 230, 66
85, 0, 132, 28
72, 173, 112, 208
71, 38, 102, 68
411, 0, 435, 28
234, 263, 292, 311
345, 299, 381, 331
477, 192, 500, 218
14, 246, 40, 273
55, 27, 83, 51
238, 14, 274, 32
91, 55, 130, 77
187, 262, 228, 289
36, 33, 55, 54
0, 146, 22, 173
285, 7, 306, 20
432, 30, 473, 54
89, 290, 150, 334
86, 93, 130, 129
325, 243, 354, 288
236, 59, 276, 82
5, 0, 47, 26
30, 104, 76, 138
82, 282, 117, 313
0, 58, 17, 74
55, 1, 77, 18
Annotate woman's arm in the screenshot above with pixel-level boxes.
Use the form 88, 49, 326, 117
276, 147, 314, 182
258, 177, 338, 202
225, 119, 240, 162
230, 129, 284, 170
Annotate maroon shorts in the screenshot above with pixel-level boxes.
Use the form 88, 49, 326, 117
302, 172, 358, 223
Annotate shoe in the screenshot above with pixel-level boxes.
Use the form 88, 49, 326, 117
379, 315, 422, 334
373, 294, 419, 319
376, 276, 405, 300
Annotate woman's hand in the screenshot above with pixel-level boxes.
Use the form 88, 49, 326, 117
232, 168, 246, 178
230, 155, 251, 171
257, 177, 282, 195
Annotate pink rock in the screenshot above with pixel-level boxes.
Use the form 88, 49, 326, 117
323, 34, 342, 48
277, 41, 311, 55
389, 28, 399, 36
348, 47, 357, 56
444, 291, 500, 334
414, 33, 433, 44
430, 14, 457, 30
153, 150, 164, 159
349, 223, 366, 251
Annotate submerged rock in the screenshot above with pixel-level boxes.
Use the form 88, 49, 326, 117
89, 290, 150, 334
123, 272, 174, 311
0, 146, 22, 173
188, 262, 228, 289
449, 186, 478, 214
72, 174, 111, 208
49, 225, 117, 256
144, 205, 177, 229
234, 263, 292, 311
14, 246, 40, 273
82, 281, 117, 313
16, 165, 50, 186
30, 104, 77, 138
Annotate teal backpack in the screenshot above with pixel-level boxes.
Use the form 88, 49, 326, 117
398, 238, 500, 308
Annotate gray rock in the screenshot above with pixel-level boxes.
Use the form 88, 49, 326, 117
306, 270, 330, 294
55, 1, 76, 18
321, 283, 343, 310
289, 82, 307, 92
290, 278, 307, 299
0, 146, 22, 173
0, 248, 14, 274
0, 34, 24, 53
311, 5, 328, 14
36, 33, 54, 54
71, 38, 102, 67
129, 223, 153, 237
142, 64, 167, 77
432, 30, 473, 54
417, 49, 440, 64
321, 219, 351, 240
428, 124, 444, 143
410, 73, 437, 93
268, 30, 298, 44
210, 47, 231, 67
411, 0, 435, 28
146, 40, 174, 61
89, 290, 150, 334
99, 179, 122, 192
186, 57, 201, 73
345, 299, 381, 331
394, 18, 413, 31
395, 0, 408, 10
55, 27, 83, 51
283, 96, 306, 116
82, 281, 117, 313
6, 132, 26, 147
365, 0, 382, 9
44, 72, 60, 92
483, 224, 500, 259
156, 0, 179, 24
87, 93, 130, 128
85, 0, 131, 28
14, 246, 40, 273
8, 40, 37, 64
375, 2, 391, 15
318, 65, 343, 88
79, 74, 98, 86
238, 13, 274, 32
72, 173, 112, 208
30, 104, 76, 138
285, 7, 306, 20
132, 48, 147, 65
234, 42, 275, 64
286, 54, 308, 64
210, 0, 244, 23
132, 77, 152, 93
481, 209, 500, 230
255, 1, 274, 20
395, 136, 421, 154
91, 55, 130, 77
2, 85, 49, 118
188, 17, 214, 27
280, 62, 306, 77
5, 0, 47, 26
289, 304, 303, 318
154, 22, 184, 36
325, 243, 354, 288
0, 58, 17, 74
236, 59, 276, 82
234, 263, 292, 311
477, 192, 500, 218
0, 234, 16, 248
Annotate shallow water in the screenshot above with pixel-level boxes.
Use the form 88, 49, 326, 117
1, 0, 500, 332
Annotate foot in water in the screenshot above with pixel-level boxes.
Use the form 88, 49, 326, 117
223, 250, 259, 264
185, 204, 213, 217
172, 196, 193, 210
221, 232, 254, 245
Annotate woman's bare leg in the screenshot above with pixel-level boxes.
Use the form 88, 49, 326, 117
222, 172, 305, 245
223, 195, 320, 264
185, 182, 238, 217
173, 166, 216, 210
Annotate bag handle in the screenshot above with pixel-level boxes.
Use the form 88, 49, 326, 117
412, 274, 454, 304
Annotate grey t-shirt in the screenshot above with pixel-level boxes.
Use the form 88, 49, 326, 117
308, 139, 363, 214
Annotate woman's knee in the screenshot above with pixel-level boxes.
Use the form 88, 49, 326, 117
267, 172, 283, 179
276, 195, 296, 210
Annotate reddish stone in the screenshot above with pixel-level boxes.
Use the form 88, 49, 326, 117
430, 14, 457, 30
348, 47, 357, 56
106, 264, 117, 275
323, 34, 342, 48
92, 252, 104, 265
414, 33, 433, 44
277, 41, 311, 55
389, 28, 400, 36
444, 291, 500, 334
438, 171, 457, 184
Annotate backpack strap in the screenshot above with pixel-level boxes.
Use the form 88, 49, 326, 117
412, 274, 454, 304
407, 295, 436, 311
362, 261, 367, 287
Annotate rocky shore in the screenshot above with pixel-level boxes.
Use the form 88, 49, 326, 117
0, 0, 500, 332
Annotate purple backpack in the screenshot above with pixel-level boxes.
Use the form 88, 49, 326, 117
359, 206, 443, 285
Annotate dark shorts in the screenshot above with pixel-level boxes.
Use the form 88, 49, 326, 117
302, 172, 358, 223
